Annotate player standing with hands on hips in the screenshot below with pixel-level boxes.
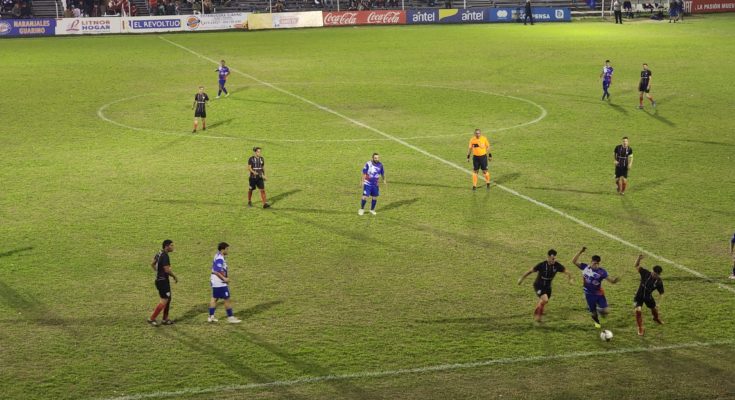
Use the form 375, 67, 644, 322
247, 147, 270, 209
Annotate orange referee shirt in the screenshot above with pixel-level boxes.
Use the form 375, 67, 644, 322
469, 136, 491, 157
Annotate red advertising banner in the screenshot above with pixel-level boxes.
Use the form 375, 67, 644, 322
323, 10, 406, 26
691, 0, 735, 12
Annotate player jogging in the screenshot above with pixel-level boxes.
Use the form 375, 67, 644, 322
572, 246, 620, 329
192, 86, 209, 133
600, 60, 613, 101
518, 249, 573, 322
632, 254, 664, 336
247, 147, 270, 209
208, 242, 242, 323
638, 63, 656, 109
466, 128, 492, 190
148, 239, 178, 326
729, 232, 735, 279
358, 153, 386, 216
215, 60, 230, 99
614, 136, 633, 195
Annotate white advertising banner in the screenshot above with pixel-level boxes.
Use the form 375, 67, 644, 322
55, 17, 122, 35
273, 11, 323, 29
182, 12, 249, 31
121, 15, 183, 33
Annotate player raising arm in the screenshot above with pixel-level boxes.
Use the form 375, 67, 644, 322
572, 246, 620, 329
633, 254, 664, 336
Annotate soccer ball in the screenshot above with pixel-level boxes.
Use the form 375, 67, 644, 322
600, 330, 613, 341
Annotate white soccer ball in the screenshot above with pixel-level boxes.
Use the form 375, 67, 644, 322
600, 330, 613, 341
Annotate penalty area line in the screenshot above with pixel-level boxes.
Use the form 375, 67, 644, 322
99, 340, 734, 400
158, 35, 735, 295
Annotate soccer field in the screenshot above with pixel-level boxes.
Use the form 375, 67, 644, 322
1, 14, 735, 400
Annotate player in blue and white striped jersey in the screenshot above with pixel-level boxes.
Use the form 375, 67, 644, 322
208, 242, 241, 323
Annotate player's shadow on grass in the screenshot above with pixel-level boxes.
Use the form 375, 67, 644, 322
0, 246, 34, 259
231, 97, 297, 107
232, 329, 378, 400
268, 189, 301, 204
681, 139, 735, 147
150, 198, 236, 207
273, 207, 353, 215
607, 102, 629, 115
391, 180, 464, 189
206, 117, 235, 129
525, 186, 610, 196
380, 198, 418, 212
494, 172, 522, 185
416, 313, 582, 333
644, 109, 676, 127
0, 280, 79, 334
235, 300, 283, 320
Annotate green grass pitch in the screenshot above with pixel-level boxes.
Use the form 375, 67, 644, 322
1, 14, 735, 400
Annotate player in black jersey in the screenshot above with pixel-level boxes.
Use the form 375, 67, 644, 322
614, 137, 634, 195
638, 64, 656, 109
192, 86, 209, 133
148, 239, 178, 326
247, 147, 270, 208
518, 249, 573, 322
632, 254, 664, 336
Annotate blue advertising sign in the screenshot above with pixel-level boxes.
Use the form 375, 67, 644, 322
406, 9, 439, 24
0, 19, 56, 37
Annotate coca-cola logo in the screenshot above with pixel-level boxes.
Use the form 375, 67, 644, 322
366, 11, 401, 24
324, 12, 358, 25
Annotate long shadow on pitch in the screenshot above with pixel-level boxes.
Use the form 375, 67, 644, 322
494, 172, 522, 185
681, 139, 735, 147
273, 207, 353, 215
0, 280, 79, 334
380, 198, 418, 212
644, 109, 676, 127
236, 300, 283, 320
607, 102, 630, 115
150, 198, 237, 207
206, 117, 235, 129
232, 329, 379, 400
268, 189, 301, 204
0, 246, 34, 259
525, 186, 610, 196
391, 180, 464, 189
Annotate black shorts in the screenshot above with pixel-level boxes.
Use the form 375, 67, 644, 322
534, 281, 552, 298
472, 155, 488, 171
615, 165, 629, 178
155, 280, 171, 299
249, 175, 265, 190
195, 109, 207, 118
634, 292, 656, 308
638, 84, 650, 93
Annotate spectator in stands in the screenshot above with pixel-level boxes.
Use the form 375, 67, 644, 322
98, 0, 106, 15
192, 0, 201, 12
274, 0, 284, 11
174, 0, 181, 14
2, 0, 14, 13
11, 1, 20, 17
63, 5, 73, 16
623, 0, 632, 18
203, 0, 212, 12
72, 2, 81, 16
20, 0, 31, 17
613, 0, 622, 23
523, 0, 534, 25
165, 0, 175, 14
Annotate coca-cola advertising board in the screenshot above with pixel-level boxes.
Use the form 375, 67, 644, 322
691, 0, 735, 12
323, 10, 406, 26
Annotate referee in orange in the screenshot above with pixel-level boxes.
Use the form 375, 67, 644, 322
466, 128, 492, 190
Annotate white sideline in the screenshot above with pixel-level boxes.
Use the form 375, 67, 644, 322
158, 35, 735, 295
99, 340, 733, 400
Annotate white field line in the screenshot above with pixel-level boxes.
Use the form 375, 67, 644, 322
158, 35, 735, 295
99, 340, 734, 400
96, 85, 546, 142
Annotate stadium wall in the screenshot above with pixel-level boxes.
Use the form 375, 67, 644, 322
0, 8, 573, 38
